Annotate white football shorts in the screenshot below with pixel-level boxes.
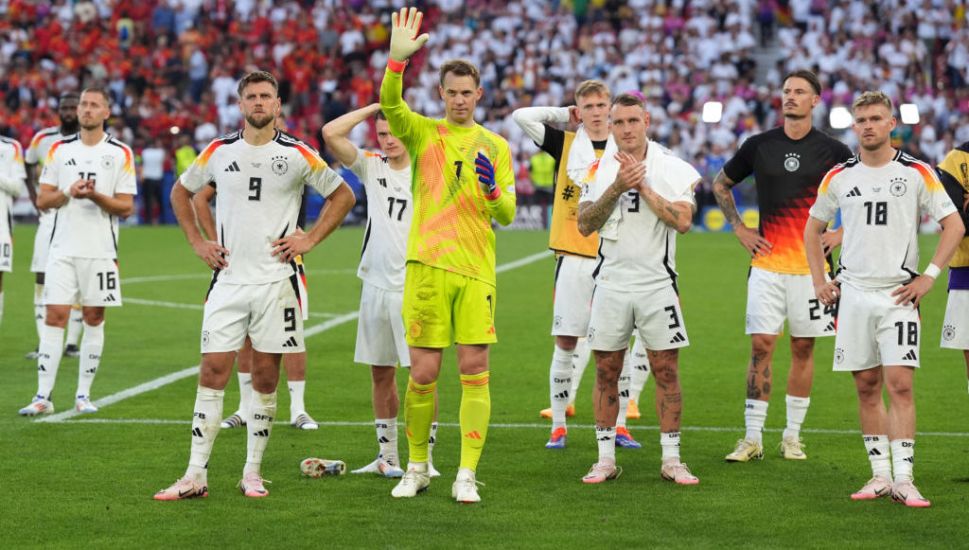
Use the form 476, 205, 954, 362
940, 289, 969, 350
201, 277, 304, 354
832, 284, 920, 372
0, 214, 11, 273
30, 214, 54, 273
587, 284, 689, 352
43, 256, 122, 307
746, 267, 835, 337
354, 281, 409, 367
551, 254, 596, 337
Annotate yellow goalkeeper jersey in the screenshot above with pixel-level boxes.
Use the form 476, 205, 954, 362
380, 68, 516, 286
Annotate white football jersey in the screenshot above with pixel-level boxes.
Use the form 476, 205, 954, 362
0, 135, 26, 200
180, 130, 344, 285
350, 149, 411, 291
26, 126, 70, 225
39, 134, 137, 260
810, 151, 957, 289
581, 141, 699, 293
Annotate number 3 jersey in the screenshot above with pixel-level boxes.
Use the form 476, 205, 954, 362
350, 150, 412, 292
180, 130, 344, 285
39, 134, 137, 260
810, 150, 956, 289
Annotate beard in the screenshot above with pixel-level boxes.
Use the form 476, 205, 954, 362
79, 120, 103, 131
60, 117, 79, 134
860, 137, 888, 151
246, 112, 275, 129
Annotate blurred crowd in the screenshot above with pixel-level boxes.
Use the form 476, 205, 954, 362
1, 0, 966, 221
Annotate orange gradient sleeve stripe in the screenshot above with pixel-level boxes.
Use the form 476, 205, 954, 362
912, 161, 943, 192
120, 145, 135, 175
294, 143, 326, 171
45, 140, 66, 164
12, 141, 23, 162
196, 140, 227, 168
818, 164, 845, 195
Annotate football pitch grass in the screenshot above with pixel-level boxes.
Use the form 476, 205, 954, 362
2, 224, 968, 548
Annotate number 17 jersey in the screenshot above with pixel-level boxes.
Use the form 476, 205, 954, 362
180, 130, 344, 285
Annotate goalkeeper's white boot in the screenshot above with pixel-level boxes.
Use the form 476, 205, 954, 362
391, 465, 430, 498
75, 396, 98, 414
18, 396, 54, 416
351, 455, 404, 478
153, 477, 208, 501
725, 438, 764, 462
452, 468, 482, 503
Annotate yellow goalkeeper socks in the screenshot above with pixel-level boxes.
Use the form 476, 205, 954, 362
459, 371, 491, 471
404, 377, 436, 463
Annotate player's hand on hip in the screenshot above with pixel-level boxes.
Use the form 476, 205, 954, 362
193, 240, 229, 270
475, 152, 499, 198
820, 228, 843, 255
733, 224, 772, 257
815, 280, 840, 307
272, 231, 312, 263
389, 7, 430, 62
892, 275, 934, 307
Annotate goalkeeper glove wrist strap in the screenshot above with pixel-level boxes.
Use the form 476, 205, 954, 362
387, 58, 407, 73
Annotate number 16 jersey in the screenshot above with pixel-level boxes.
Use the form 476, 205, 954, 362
180, 130, 344, 285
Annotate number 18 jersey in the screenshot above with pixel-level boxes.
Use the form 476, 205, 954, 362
180, 130, 344, 285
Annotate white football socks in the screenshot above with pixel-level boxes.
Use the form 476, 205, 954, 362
76, 321, 104, 399
744, 399, 768, 444
0, 290, 4, 327
288, 379, 306, 419
595, 426, 616, 464
37, 325, 65, 400
65, 307, 83, 347
549, 345, 572, 429
628, 340, 650, 404
569, 338, 592, 406
186, 386, 224, 481
236, 372, 252, 419
375, 417, 398, 463
245, 390, 277, 476
34, 285, 45, 342
891, 439, 915, 482
863, 434, 892, 480
783, 395, 810, 440
660, 431, 681, 462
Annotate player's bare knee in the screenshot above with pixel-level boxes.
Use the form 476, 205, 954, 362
750, 334, 777, 358
555, 335, 578, 351
81, 307, 104, 326
371, 365, 396, 385
789, 337, 815, 361
44, 306, 70, 327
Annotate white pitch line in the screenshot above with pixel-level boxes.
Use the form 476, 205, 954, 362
125, 297, 339, 319
40, 417, 969, 438
40, 251, 550, 425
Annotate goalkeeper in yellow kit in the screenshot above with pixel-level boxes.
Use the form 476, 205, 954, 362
381, 7, 516, 503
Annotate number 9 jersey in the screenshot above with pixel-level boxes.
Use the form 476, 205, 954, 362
180, 130, 344, 285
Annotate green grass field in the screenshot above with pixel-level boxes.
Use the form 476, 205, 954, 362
2, 224, 968, 548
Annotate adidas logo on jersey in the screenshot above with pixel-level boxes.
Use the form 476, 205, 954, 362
225, 161, 241, 172
282, 336, 298, 348
669, 332, 686, 344
903, 349, 917, 361
66, 158, 77, 166
846, 186, 862, 197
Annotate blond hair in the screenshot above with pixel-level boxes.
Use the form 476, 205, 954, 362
852, 91, 893, 113
574, 80, 611, 102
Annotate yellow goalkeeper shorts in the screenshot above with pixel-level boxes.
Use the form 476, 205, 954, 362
402, 261, 497, 348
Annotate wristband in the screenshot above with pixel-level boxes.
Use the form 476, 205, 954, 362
923, 263, 941, 279
387, 58, 407, 73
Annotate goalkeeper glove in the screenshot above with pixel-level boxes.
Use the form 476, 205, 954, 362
389, 7, 430, 63
475, 152, 500, 199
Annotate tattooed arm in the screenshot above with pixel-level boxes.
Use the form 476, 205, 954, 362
577, 152, 645, 236
712, 168, 773, 257
638, 179, 697, 234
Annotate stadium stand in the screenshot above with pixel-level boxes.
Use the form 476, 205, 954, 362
1, 0, 966, 221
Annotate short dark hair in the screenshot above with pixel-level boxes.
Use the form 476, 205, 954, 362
439, 59, 480, 87
80, 87, 111, 105
783, 70, 821, 95
237, 70, 279, 97
611, 93, 645, 110
59, 91, 80, 103
375, 111, 388, 122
